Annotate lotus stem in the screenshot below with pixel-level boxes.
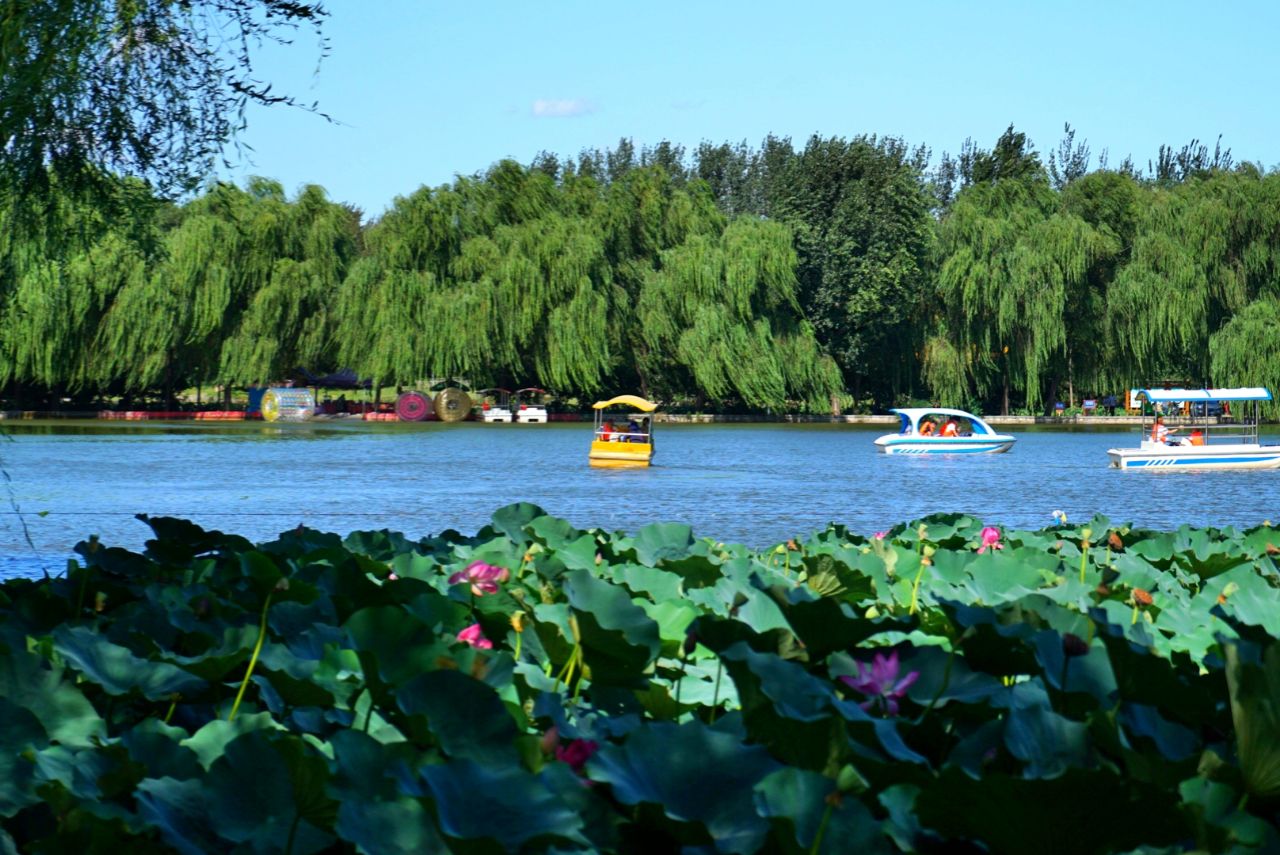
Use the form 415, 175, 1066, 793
1079, 541, 1090, 584
228, 591, 272, 722
163, 695, 178, 724
709, 659, 723, 723
810, 799, 834, 855
909, 561, 927, 616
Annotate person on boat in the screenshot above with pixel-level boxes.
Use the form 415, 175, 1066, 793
919, 419, 936, 436
1151, 416, 1178, 445
626, 419, 641, 442
600, 420, 615, 441
941, 417, 960, 437
1189, 429, 1205, 446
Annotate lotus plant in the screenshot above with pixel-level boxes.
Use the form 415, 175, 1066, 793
840, 651, 919, 716
977, 526, 1003, 554
457, 623, 493, 650
449, 560, 510, 596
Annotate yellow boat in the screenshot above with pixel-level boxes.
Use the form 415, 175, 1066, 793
589, 395, 657, 467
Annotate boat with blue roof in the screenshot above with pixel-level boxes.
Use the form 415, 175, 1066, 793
1107, 387, 1280, 469
874, 408, 1016, 455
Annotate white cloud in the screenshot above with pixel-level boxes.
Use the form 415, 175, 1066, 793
531, 99, 595, 118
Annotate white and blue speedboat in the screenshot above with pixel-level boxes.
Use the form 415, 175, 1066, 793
874, 408, 1016, 455
1108, 387, 1280, 470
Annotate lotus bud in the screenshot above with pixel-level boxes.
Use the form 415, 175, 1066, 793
1062, 633, 1089, 658
274, 578, 290, 592
1108, 531, 1124, 551
540, 726, 559, 755
510, 612, 526, 633
922, 544, 936, 559
786, 539, 800, 552
94, 591, 107, 613
836, 763, 867, 793
682, 627, 698, 657
1132, 588, 1153, 607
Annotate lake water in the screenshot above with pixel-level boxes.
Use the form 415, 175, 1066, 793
1, 419, 1277, 578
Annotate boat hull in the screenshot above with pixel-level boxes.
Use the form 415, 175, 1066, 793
874, 436, 1016, 455
1108, 443, 1280, 470
589, 439, 653, 466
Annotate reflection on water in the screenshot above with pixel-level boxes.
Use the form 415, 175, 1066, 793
0, 419, 1277, 578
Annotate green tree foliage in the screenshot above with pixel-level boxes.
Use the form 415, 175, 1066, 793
0, 0, 327, 199
95, 179, 357, 392
764, 135, 935, 404
932, 167, 1117, 412
1210, 298, 1280, 419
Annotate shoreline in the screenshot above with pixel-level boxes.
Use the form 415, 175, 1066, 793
0, 410, 1218, 426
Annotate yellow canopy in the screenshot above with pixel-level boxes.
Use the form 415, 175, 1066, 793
592, 394, 657, 412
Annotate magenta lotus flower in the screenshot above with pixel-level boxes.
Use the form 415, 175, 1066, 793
977, 526, 1004, 554
555, 738, 599, 773
839, 651, 919, 715
873, 531, 888, 541
457, 623, 493, 650
449, 560, 510, 596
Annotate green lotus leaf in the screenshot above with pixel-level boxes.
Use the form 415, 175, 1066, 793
1089, 612, 1221, 727
666, 658, 742, 708
421, 758, 587, 850
1225, 639, 1280, 798
1030, 630, 1118, 707
336, 797, 447, 854
343, 605, 450, 687
898, 646, 1004, 709
1179, 776, 1275, 851
562, 568, 660, 683
396, 670, 520, 765
181, 712, 286, 770
142, 730, 337, 854
754, 767, 888, 854
610, 562, 683, 602
382, 554, 440, 590
589, 720, 780, 854
486, 502, 547, 544
53, 625, 206, 701
915, 767, 1187, 853
136, 776, 233, 854
525, 513, 584, 549
543, 533, 600, 573
721, 642, 923, 766
1128, 532, 1175, 567
342, 528, 419, 562
120, 719, 203, 781
0, 637, 103, 748
781, 596, 910, 661
1003, 701, 1095, 778
140, 515, 251, 566
0, 696, 47, 817
638, 599, 700, 645
632, 522, 696, 566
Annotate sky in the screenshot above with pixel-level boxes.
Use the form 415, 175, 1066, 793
223, 0, 1280, 219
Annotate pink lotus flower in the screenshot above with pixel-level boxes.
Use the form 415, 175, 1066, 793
977, 526, 1004, 554
457, 623, 493, 650
873, 531, 888, 541
555, 738, 599, 773
839, 651, 919, 716
449, 560, 510, 596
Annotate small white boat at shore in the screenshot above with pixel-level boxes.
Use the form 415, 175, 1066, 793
1107, 387, 1280, 470
874, 408, 1016, 455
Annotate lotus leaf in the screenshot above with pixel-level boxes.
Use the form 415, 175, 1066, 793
588, 720, 781, 854
421, 757, 588, 850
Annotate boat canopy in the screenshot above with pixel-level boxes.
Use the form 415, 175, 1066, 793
593, 395, 658, 412
1139, 387, 1272, 403
889, 407, 998, 436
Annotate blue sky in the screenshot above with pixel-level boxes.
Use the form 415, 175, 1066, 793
224, 0, 1280, 218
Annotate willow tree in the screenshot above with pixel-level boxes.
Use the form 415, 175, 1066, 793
95, 179, 357, 395
930, 175, 1116, 412
636, 218, 845, 411
1, 0, 326, 201
1105, 170, 1280, 385
1210, 298, 1280, 419
0, 176, 161, 396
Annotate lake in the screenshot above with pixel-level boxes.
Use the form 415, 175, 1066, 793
1, 419, 1277, 577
